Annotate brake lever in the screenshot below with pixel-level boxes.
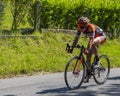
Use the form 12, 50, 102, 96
76, 45, 81, 48
67, 43, 70, 47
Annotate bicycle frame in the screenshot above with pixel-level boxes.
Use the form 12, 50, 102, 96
65, 43, 110, 89
73, 45, 90, 74
67, 43, 95, 75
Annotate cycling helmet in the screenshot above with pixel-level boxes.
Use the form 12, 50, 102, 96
78, 17, 89, 24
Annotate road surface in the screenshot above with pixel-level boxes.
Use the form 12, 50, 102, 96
0, 68, 120, 96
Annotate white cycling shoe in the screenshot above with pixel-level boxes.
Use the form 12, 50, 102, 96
94, 60, 100, 68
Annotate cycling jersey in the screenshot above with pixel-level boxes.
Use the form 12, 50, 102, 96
76, 23, 106, 39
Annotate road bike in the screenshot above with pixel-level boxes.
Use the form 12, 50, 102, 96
64, 43, 110, 90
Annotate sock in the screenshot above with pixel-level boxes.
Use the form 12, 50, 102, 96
95, 56, 99, 61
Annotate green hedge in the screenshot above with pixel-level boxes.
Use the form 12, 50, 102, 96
40, 0, 120, 38
1, 0, 120, 38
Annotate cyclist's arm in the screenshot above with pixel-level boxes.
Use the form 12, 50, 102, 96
87, 32, 95, 50
72, 31, 81, 48
87, 36, 94, 51
87, 25, 95, 50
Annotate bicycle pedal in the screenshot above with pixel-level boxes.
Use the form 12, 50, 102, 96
73, 71, 80, 75
83, 76, 89, 83
83, 78, 89, 83
91, 72, 94, 75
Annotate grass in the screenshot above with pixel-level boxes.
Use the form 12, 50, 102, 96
99, 38, 120, 68
0, 1, 119, 78
0, 32, 120, 78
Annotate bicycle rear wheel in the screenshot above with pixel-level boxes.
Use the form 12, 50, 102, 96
93, 55, 110, 84
64, 56, 85, 90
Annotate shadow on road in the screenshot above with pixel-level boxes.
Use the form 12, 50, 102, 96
36, 87, 68, 94
36, 84, 120, 96
36, 76, 120, 96
101, 76, 120, 95
108, 76, 120, 80
99, 83, 120, 95
3, 95, 16, 96
36, 85, 97, 96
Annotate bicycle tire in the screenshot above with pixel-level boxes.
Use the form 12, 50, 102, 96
93, 55, 110, 85
64, 56, 85, 90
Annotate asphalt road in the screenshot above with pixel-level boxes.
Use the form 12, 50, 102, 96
0, 68, 120, 96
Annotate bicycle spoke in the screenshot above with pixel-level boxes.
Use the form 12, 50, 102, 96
64, 56, 84, 89
93, 55, 110, 85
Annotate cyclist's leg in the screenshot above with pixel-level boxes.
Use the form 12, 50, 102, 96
84, 53, 93, 82
91, 36, 106, 67
92, 36, 106, 56
86, 52, 93, 67
86, 36, 106, 68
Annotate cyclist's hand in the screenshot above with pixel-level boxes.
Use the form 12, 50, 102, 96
85, 49, 89, 55
68, 48, 73, 53
66, 44, 73, 53
66, 47, 73, 53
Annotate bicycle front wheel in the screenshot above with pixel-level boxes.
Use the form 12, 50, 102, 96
93, 55, 110, 85
64, 56, 85, 90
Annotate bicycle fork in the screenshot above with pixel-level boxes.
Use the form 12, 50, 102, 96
73, 57, 82, 75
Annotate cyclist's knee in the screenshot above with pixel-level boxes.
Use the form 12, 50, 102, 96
87, 51, 93, 56
91, 42, 97, 49
93, 40, 99, 46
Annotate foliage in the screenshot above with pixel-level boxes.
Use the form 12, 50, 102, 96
0, 32, 120, 77
0, 0, 120, 38
10, 0, 33, 30
28, 0, 42, 31
39, 0, 120, 38
0, 1, 4, 33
